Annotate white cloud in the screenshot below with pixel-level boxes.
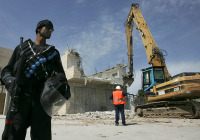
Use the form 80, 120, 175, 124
76, 0, 85, 4
168, 61, 200, 76
67, 14, 127, 74
169, 0, 200, 6
127, 70, 142, 94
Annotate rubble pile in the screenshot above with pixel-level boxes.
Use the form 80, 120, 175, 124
53, 110, 136, 120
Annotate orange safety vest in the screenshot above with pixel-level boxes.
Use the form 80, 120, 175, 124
112, 90, 125, 105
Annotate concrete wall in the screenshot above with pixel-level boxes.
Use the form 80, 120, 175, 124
61, 48, 84, 80
60, 79, 131, 114
90, 64, 128, 86
64, 79, 115, 114
0, 47, 13, 68
0, 47, 13, 115
0, 86, 6, 114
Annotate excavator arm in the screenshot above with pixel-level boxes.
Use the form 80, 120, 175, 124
126, 3, 171, 81
125, 15, 134, 80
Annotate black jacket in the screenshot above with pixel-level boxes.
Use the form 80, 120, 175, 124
1, 42, 66, 88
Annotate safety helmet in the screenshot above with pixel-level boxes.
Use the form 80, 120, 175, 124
116, 86, 121, 90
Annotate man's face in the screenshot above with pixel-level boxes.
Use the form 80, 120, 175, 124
38, 26, 53, 39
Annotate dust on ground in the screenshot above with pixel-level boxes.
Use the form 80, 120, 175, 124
52, 110, 200, 127
1, 110, 200, 140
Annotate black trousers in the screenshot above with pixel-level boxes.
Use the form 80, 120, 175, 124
2, 94, 51, 140
114, 104, 126, 124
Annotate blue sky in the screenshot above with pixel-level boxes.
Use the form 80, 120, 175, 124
0, 0, 200, 94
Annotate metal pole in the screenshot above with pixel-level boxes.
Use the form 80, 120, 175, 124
3, 90, 11, 115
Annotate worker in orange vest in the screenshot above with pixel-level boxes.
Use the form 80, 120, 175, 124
110, 86, 127, 126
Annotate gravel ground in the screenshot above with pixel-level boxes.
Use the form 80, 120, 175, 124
1, 110, 200, 140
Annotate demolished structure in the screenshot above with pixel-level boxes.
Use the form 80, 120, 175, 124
59, 47, 132, 115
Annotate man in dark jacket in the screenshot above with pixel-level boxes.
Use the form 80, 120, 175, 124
1, 19, 70, 140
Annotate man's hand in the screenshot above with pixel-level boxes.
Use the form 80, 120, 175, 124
110, 100, 113, 104
4, 75, 16, 96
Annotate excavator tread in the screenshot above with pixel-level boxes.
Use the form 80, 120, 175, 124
135, 101, 200, 119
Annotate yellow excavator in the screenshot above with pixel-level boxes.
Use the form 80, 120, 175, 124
125, 3, 200, 118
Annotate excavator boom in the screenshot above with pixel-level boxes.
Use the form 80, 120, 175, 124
126, 3, 171, 81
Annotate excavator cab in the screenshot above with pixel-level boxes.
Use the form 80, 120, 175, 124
142, 66, 166, 92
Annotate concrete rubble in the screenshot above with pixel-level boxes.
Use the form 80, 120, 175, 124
54, 110, 136, 120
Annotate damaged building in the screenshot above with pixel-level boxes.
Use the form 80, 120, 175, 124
59, 48, 131, 115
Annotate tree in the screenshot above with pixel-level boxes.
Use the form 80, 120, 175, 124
137, 89, 143, 96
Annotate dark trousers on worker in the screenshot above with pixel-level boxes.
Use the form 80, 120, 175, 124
114, 104, 126, 124
2, 93, 51, 140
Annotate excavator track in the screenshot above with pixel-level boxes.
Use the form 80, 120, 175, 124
135, 101, 200, 119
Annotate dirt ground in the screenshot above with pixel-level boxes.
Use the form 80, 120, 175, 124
0, 110, 200, 140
